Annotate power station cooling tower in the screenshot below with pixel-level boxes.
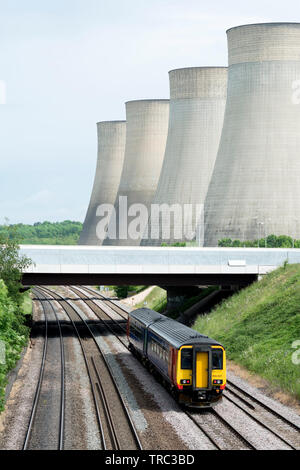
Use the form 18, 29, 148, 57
103, 99, 169, 246
78, 121, 126, 245
204, 23, 300, 246
141, 67, 227, 246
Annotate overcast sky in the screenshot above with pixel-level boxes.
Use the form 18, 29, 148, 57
1, 0, 300, 224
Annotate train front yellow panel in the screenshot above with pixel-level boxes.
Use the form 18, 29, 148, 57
196, 352, 208, 388
176, 346, 193, 385
211, 345, 226, 386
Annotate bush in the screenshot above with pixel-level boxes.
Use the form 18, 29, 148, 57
0, 225, 32, 305
218, 234, 300, 248
114, 286, 129, 299
0, 280, 29, 411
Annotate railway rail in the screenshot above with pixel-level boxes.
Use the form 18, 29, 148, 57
79, 286, 130, 319
61, 286, 263, 450
37, 286, 142, 451
23, 288, 65, 450
66, 285, 300, 451
226, 380, 300, 432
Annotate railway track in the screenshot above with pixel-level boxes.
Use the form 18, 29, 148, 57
38, 286, 142, 451
79, 286, 130, 320
61, 286, 263, 450
67, 285, 128, 341
23, 288, 65, 450
223, 383, 300, 449
67, 285, 300, 451
226, 380, 300, 432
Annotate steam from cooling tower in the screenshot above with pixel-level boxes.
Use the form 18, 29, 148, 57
78, 121, 126, 245
204, 23, 300, 246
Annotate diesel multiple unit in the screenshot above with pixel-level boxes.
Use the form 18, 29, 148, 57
127, 308, 226, 407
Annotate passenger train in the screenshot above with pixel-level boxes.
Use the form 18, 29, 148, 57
127, 308, 226, 408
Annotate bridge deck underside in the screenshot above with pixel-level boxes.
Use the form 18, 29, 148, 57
22, 272, 257, 287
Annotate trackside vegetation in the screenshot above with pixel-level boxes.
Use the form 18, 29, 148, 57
218, 234, 300, 248
194, 263, 300, 399
0, 221, 83, 245
0, 227, 32, 412
135, 286, 167, 312
0, 282, 30, 411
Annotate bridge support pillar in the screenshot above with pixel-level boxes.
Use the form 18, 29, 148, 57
163, 286, 202, 312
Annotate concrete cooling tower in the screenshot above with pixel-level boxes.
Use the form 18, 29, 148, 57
141, 67, 227, 246
78, 121, 126, 245
103, 99, 169, 246
204, 23, 300, 246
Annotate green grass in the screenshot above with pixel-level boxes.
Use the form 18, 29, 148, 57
21, 291, 32, 317
135, 286, 167, 312
194, 264, 300, 400
128, 285, 147, 295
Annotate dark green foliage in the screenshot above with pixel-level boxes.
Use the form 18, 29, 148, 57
0, 226, 32, 305
0, 221, 83, 245
0, 282, 30, 411
0, 226, 32, 411
161, 242, 187, 247
218, 234, 299, 248
114, 286, 129, 299
111, 285, 147, 299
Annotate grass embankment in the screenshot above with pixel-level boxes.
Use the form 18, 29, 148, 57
0, 282, 31, 411
135, 286, 167, 312
194, 264, 300, 400
134, 286, 219, 317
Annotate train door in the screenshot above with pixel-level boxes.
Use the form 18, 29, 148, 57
196, 352, 208, 388
193, 348, 211, 390
170, 348, 177, 384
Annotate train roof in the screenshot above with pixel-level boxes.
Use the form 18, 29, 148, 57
130, 308, 163, 327
130, 308, 222, 349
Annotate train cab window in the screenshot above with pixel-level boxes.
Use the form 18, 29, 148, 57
212, 349, 223, 369
181, 348, 193, 369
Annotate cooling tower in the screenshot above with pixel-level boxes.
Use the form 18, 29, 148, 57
103, 99, 169, 246
78, 121, 126, 245
141, 67, 227, 246
204, 23, 300, 246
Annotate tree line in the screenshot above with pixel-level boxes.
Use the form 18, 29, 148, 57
218, 234, 300, 248
0, 220, 83, 245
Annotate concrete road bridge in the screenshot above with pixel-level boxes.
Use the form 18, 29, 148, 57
20, 246, 300, 287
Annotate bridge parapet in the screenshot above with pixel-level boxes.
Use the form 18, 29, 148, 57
20, 246, 300, 277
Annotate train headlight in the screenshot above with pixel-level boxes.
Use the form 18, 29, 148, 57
213, 380, 223, 385
180, 379, 191, 385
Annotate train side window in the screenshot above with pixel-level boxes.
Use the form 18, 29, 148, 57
212, 349, 223, 369
181, 348, 193, 369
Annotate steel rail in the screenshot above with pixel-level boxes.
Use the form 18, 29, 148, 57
39, 286, 142, 450
23, 290, 48, 450
37, 287, 107, 450
34, 288, 66, 450
227, 380, 300, 432
70, 286, 256, 450
80, 286, 129, 319
222, 393, 297, 450
211, 408, 256, 450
